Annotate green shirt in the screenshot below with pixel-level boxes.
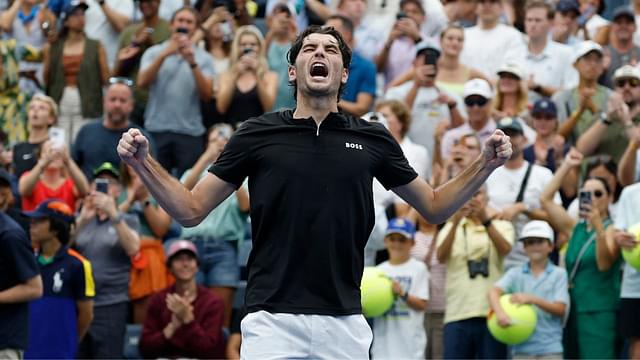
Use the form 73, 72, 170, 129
565, 220, 621, 313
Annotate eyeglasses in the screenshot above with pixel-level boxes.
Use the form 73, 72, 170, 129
523, 237, 547, 246
615, 78, 640, 88
464, 96, 489, 107
108, 77, 134, 87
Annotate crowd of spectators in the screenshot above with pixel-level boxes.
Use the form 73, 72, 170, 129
2, 0, 640, 358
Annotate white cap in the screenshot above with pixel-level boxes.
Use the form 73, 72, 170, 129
573, 40, 603, 64
520, 220, 555, 244
497, 62, 526, 80
463, 78, 493, 99
613, 65, 640, 81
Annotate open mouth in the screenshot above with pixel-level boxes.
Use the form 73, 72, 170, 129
310, 62, 328, 78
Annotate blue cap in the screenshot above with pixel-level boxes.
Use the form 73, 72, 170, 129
531, 98, 558, 117
24, 199, 75, 223
385, 218, 416, 239
612, 5, 635, 22
60, 0, 88, 22
556, 0, 579, 14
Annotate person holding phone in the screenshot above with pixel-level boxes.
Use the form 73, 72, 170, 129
18, 139, 89, 212
540, 148, 622, 359
75, 162, 140, 359
216, 25, 278, 126
137, 6, 214, 177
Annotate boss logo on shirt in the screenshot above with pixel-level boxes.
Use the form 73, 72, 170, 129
345, 142, 363, 150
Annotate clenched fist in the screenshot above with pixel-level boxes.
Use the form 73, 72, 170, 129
117, 128, 149, 168
482, 129, 513, 169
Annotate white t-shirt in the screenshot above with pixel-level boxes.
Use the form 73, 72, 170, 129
385, 81, 463, 160
614, 182, 640, 298
85, 0, 135, 69
524, 40, 578, 103
486, 162, 559, 269
372, 258, 429, 360
585, 14, 609, 40
460, 24, 527, 79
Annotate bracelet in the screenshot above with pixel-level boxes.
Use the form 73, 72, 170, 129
111, 212, 124, 225
401, 291, 409, 301
447, 102, 456, 110
482, 219, 492, 228
189, 62, 198, 69
533, 85, 543, 94
600, 112, 612, 126
98, 0, 105, 6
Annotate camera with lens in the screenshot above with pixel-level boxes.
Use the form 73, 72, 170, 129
467, 257, 489, 278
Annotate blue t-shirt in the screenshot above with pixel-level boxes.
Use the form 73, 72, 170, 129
342, 52, 376, 103
495, 262, 569, 355
25, 247, 94, 359
0, 212, 39, 350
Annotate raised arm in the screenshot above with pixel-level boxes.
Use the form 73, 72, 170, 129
117, 128, 235, 226
576, 93, 630, 156
540, 149, 581, 235
618, 127, 640, 186
393, 130, 512, 224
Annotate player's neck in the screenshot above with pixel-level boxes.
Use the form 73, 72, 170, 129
294, 94, 338, 126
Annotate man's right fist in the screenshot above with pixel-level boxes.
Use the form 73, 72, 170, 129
118, 128, 149, 167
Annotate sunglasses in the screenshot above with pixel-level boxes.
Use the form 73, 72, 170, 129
464, 97, 489, 107
523, 237, 548, 246
615, 78, 640, 88
108, 76, 134, 87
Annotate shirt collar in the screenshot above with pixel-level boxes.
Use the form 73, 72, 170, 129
522, 261, 553, 274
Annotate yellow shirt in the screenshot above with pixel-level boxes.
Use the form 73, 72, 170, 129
436, 218, 515, 324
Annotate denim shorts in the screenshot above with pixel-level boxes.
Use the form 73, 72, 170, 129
187, 236, 240, 287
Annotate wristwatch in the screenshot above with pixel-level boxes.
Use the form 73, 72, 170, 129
98, 0, 105, 6
189, 62, 198, 69
482, 219, 493, 228
600, 112, 612, 126
111, 212, 124, 225
401, 290, 409, 301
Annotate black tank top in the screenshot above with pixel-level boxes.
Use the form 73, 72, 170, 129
226, 85, 265, 126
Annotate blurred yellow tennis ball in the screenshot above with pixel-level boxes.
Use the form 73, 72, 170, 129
487, 295, 537, 345
360, 267, 394, 318
622, 223, 640, 271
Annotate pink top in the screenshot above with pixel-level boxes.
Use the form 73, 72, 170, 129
411, 230, 447, 313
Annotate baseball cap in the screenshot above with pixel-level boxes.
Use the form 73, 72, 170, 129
463, 79, 493, 99
0, 168, 11, 187
612, 5, 635, 22
24, 199, 75, 223
385, 218, 416, 240
93, 162, 120, 179
572, 40, 603, 64
415, 39, 441, 58
556, 0, 579, 14
166, 240, 199, 264
497, 63, 526, 80
531, 98, 558, 118
496, 117, 524, 135
613, 64, 640, 81
519, 220, 555, 244
60, 0, 88, 21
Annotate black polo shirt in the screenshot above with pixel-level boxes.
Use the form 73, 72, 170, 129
210, 110, 417, 316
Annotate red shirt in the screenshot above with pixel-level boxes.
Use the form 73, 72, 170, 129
21, 173, 77, 212
139, 285, 225, 359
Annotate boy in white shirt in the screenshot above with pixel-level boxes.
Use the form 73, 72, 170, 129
372, 218, 430, 359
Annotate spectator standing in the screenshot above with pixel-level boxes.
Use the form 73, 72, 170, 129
486, 118, 555, 269
0, 0, 56, 94
459, 0, 526, 80
523, 0, 577, 103
335, 0, 385, 62
541, 149, 622, 359
492, 63, 531, 120
0, 38, 31, 145
386, 41, 463, 163
442, 0, 477, 27
43, 0, 109, 143
602, 6, 640, 88
523, 98, 568, 173
73, 80, 155, 180
138, 7, 214, 177
216, 25, 278, 125
265, 0, 331, 31
139, 240, 226, 359
436, 186, 514, 359
435, 24, 486, 98
75, 164, 140, 359
0, 189, 42, 360
326, 15, 375, 117
19, 140, 89, 212
115, 0, 171, 125
488, 220, 568, 359
551, 0, 582, 47
180, 124, 249, 327
612, 180, 640, 360
84, 0, 134, 70
23, 199, 94, 359
266, 4, 297, 111
12, 94, 58, 179
372, 218, 429, 359
440, 79, 496, 159
375, 0, 429, 86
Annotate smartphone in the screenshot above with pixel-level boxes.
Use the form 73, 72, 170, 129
396, 11, 408, 20
176, 27, 189, 34
242, 47, 254, 55
48, 127, 66, 149
578, 190, 592, 212
95, 178, 109, 194
220, 21, 233, 43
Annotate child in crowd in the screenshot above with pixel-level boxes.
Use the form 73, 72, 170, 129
372, 218, 429, 359
488, 220, 569, 359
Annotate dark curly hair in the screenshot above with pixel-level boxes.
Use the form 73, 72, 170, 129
287, 25, 352, 101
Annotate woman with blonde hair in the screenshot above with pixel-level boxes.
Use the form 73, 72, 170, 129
492, 63, 529, 119
216, 25, 278, 125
